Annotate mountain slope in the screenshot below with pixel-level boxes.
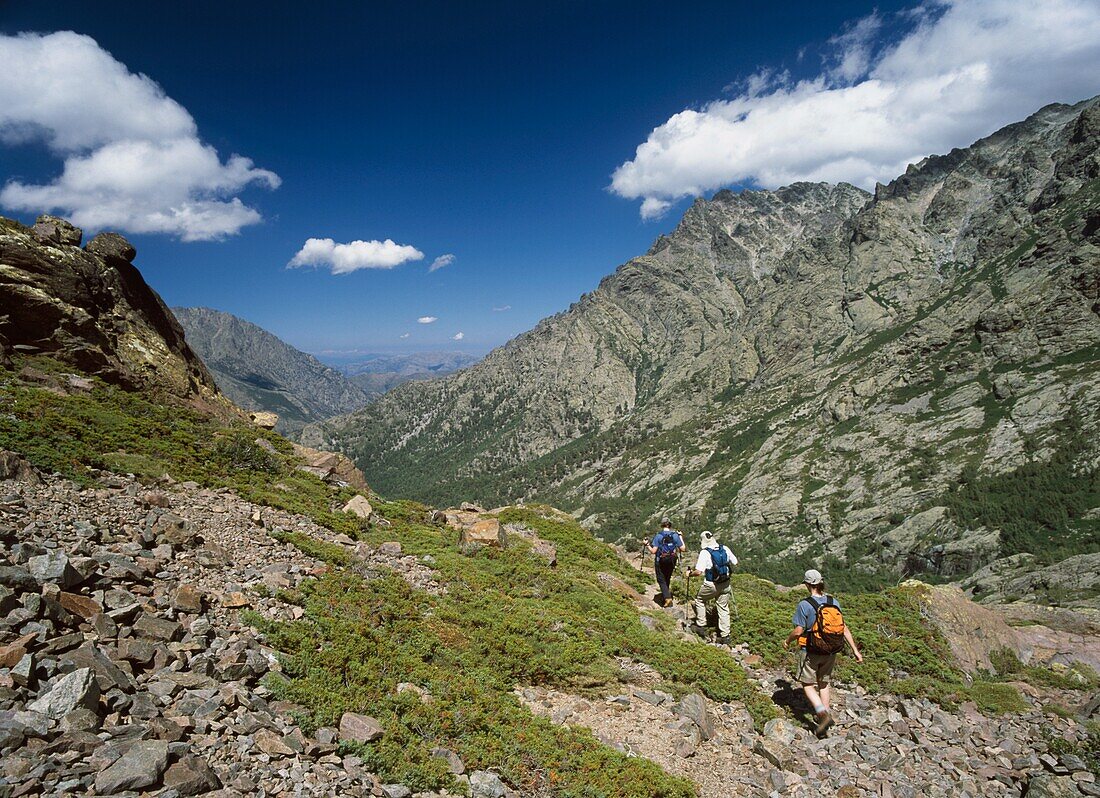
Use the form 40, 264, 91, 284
174, 307, 370, 436
316, 98, 1100, 595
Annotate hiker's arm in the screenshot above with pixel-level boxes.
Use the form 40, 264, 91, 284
782, 626, 803, 650
844, 627, 863, 662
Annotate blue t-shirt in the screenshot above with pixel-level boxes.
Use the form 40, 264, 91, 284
793, 595, 841, 649
650, 530, 684, 556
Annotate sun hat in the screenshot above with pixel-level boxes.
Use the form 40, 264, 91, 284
804, 569, 824, 586
700, 530, 716, 545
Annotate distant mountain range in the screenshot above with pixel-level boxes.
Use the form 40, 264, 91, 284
173, 308, 480, 435
310, 97, 1100, 600
323, 352, 482, 397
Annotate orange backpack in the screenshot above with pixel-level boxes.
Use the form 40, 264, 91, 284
802, 596, 846, 654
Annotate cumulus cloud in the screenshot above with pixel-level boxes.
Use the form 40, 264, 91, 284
610, 0, 1100, 218
0, 31, 279, 240
400, 333, 410, 339
429, 253, 455, 272
452, 332, 464, 341
288, 238, 424, 274
418, 316, 438, 324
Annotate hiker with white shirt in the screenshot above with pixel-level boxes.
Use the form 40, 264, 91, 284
686, 530, 736, 645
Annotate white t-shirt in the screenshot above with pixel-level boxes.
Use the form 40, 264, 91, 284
695, 545, 737, 579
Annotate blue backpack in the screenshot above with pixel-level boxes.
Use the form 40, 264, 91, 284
656, 532, 679, 561
705, 546, 731, 581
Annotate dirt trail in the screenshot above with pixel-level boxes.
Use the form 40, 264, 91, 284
555, 546, 1096, 797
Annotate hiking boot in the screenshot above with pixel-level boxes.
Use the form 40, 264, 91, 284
690, 624, 708, 639
814, 710, 834, 737
715, 635, 730, 645
664, 598, 674, 607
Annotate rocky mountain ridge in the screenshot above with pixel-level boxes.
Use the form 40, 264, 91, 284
173, 307, 371, 437
313, 97, 1100, 599
0, 216, 226, 414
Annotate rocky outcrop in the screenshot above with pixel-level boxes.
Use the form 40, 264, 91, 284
290, 443, 370, 491
173, 307, 371, 436
0, 216, 226, 410
317, 97, 1100, 593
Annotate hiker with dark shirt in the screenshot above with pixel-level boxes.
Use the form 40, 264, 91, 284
782, 569, 863, 737
648, 517, 685, 607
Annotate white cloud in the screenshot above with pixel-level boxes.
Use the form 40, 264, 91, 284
400, 333, 410, 339
288, 238, 424, 274
492, 304, 511, 312
418, 316, 438, 324
0, 31, 279, 240
429, 253, 455, 272
610, 0, 1100, 218
452, 332, 464, 341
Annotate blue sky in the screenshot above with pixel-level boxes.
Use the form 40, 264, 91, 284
2, 1, 1099, 356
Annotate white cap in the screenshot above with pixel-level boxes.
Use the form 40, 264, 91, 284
804, 569, 824, 586
700, 530, 716, 546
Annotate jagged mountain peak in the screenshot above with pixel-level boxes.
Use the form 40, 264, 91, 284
316, 98, 1099, 602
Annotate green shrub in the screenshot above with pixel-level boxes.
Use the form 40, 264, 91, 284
941, 411, 1099, 564
211, 430, 281, 473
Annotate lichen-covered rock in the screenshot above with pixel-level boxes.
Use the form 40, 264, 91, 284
343, 494, 373, 518
0, 215, 228, 409
94, 740, 170, 794
28, 667, 99, 719
339, 712, 385, 743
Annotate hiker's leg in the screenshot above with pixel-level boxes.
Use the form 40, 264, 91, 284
798, 651, 828, 716
802, 684, 824, 714
817, 654, 836, 710
692, 581, 715, 626
714, 584, 730, 637
654, 560, 670, 600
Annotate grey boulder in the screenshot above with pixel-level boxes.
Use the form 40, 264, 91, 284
29, 667, 100, 719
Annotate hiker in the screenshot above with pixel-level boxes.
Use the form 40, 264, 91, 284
687, 530, 736, 645
782, 569, 863, 737
648, 517, 685, 607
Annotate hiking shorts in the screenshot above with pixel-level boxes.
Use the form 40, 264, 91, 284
796, 649, 836, 687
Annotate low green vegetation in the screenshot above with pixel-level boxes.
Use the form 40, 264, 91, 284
0, 356, 362, 537
941, 411, 1100, 563
989, 647, 1100, 692
1046, 722, 1100, 778
256, 505, 757, 795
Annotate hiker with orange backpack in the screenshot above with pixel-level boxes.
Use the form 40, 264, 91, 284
782, 569, 863, 737
648, 517, 685, 607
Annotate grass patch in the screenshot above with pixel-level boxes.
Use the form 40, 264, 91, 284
254, 506, 760, 795
0, 357, 363, 536
989, 647, 1100, 691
